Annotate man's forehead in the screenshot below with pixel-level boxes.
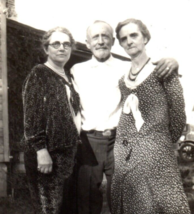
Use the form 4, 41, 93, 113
87, 22, 113, 37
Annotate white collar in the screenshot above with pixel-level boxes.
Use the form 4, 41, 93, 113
124, 59, 155, 89
90, 55, 114, 67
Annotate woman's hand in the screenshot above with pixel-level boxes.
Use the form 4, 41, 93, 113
37, 148, 53, 174
153, 58, 179, 79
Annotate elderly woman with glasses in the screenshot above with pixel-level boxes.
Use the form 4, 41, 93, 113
22, 27, 81, 214
111, 19, 191, 214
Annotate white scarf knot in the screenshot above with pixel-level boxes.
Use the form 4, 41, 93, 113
123, 94, 144, 132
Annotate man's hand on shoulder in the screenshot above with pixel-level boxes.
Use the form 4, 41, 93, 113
153, 58, 179, 80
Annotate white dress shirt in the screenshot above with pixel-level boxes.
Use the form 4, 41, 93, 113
71, 55, 130, 131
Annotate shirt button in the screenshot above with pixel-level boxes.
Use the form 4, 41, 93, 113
123, 140, 128, 146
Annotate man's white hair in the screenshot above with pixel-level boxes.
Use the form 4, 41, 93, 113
86, 20, 114, 39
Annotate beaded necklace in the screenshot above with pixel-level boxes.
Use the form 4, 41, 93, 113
128, 58, 150, 81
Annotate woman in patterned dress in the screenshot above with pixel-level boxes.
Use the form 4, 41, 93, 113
22, 27, 81, 214
111, 18, 191, 214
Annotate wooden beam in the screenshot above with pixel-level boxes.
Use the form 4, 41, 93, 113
0, 163, 7, 197
0, 0, 10, 162
0, 154, 4, 161
0, 145, 4, 153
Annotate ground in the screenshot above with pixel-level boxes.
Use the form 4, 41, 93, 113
0, 190, 33, 214
1, 150, 194, 214
0, 176, 193, 214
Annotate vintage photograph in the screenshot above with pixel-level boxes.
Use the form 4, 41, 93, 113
0, 0, 194, 213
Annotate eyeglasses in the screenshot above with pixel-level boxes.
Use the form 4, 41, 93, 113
48, 41, 72, 49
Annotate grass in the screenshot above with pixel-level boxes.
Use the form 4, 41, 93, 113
0, 190, 33, 214
1, 167, 194, 214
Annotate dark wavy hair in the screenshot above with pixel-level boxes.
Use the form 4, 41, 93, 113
116, 18, 151, 45
41, 26, 75, 50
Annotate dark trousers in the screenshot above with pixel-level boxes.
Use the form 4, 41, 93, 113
77, 130, 115, 214
24, 148, 76, 214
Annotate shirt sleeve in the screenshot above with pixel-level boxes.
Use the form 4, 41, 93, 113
22, 69, 47, 151
162, 73, 186, 143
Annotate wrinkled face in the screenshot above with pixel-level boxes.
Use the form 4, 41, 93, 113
119, 23, 147, 58
86, 23, 114, 62
44, 31, 72, 66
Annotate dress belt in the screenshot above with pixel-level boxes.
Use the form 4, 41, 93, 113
82, 129, 116, 137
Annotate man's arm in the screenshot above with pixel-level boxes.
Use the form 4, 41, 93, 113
153, 58, 179, 80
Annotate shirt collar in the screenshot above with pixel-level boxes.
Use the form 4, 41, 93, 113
90, 54, 114, 67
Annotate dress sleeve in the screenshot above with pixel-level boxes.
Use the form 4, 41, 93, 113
22, 68, 47, 151
162, 73, 186, 143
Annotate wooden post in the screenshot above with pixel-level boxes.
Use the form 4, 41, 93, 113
0, 0, 9, 196
0, 0, 9, 162
0, 163, 7, 196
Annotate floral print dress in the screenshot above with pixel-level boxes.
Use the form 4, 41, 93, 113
111, 61, 191, 214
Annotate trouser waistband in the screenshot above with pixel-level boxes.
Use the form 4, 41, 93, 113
81, 129, 116, 137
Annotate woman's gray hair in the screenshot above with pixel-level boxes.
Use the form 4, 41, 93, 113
41, 26, 75, 50
116, 18, 151, 45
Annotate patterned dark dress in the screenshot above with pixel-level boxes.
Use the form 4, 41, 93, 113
111, 62, 191, 214
22, 64, 81, 214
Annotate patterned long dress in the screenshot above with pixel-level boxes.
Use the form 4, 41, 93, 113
23, 64, 81, 214
111, 62, 191, 214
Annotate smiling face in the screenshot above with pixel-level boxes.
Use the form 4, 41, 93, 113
44, 31, 72, 66
118, 23, 148, 59
86, 22, 115, 62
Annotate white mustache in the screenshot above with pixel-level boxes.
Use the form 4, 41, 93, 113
96, 47, 108, 50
